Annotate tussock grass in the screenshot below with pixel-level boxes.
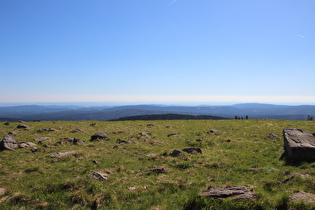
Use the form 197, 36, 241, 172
0, 119, 314, 209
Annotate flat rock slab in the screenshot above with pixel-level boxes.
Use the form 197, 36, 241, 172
199, 186, 258, 201
50, 151, 78, 158
283, 128, 315, 162
291, 191, 315, 204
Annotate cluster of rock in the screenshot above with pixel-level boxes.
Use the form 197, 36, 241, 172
0, 135, 37, 150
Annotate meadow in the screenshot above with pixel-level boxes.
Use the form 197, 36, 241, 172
0, 119, 314, 209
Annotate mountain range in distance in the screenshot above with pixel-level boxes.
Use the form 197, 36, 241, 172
0, 103, 315, 121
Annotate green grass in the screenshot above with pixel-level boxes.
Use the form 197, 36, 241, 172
0, 119, 314, 209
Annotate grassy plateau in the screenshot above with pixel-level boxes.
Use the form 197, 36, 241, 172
0, 119, 314, 209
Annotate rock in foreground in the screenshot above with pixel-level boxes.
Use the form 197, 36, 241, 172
199, 186, 258, 201
283, 128, 315, 162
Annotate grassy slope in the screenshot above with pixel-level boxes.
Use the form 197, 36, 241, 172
0, 119, 314, 209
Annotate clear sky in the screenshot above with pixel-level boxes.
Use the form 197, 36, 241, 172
1, 0, 315, 105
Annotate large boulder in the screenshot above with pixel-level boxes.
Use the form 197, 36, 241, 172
0, 135, 18, 150
283, 128, 315, 162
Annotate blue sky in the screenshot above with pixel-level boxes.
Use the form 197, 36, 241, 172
1, 0, 315, 105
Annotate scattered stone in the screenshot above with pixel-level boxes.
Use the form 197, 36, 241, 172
8, 131, 17, 135
90, 133, 110, 141
71, 128, 82, 133
167, 133, 179, 137
147, 124, 154, 127
196, 138, 203, 142
34, 137, 55, 143
182, 147, 202, 154
291, 191, 315, 204
90, 123, 96, 126
40, 128, 56, 132
4, 122, 10, 125
150, 166, 168, 174
283, 128, 315, 162
249, 166, 264, 171
207, 129, 224, 135
146, 153, 157, 158
139, 132, 151, 137
221, 139, 232, 143
50, 151, 78, 158
87, 172, 108, 181
267, 133, 280, 139
19, 142, 36, 148
60, 137, 85, 145
0, 188, 7, 196
170, 149, 183, 157
92, 160, 99, 164
31, 147, 39, 152
17, 124, 30, 129
116, 139, 132, 144
0, 135, 18, 150
199, 186, 258, 201
128, 186, 149, 191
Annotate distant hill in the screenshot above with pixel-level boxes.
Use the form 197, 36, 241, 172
111, 113, 228, 121
0, 103, 314, 121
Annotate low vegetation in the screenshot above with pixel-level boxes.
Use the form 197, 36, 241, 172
0, 119, 314, 209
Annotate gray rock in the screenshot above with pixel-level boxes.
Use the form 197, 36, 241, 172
199, 186, 258, 201
283, 128, 315, 162
17, 124, 30, 129
139, 132, 151, 137
267, 133, 280, 139
116, 139, 132, 144
31, 147, 39, 152
60, 137, 85, 145
182, 147, 202, 154
90, 133, 110, 141
167, 133, 179, 137
8, 131, 17, 135
170, 149, 182, 157
19, 142, 37, 148
40, 128, 56, 132
87, 172, 108, 181
50, 151, 78, 158
34, 137, 55, 143
290, 191, 315, 204
0, 135, 18, 150
207, 129, 224, 134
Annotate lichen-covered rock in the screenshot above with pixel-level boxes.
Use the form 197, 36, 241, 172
0, 135, 18, 150
283, 128, 315, 162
